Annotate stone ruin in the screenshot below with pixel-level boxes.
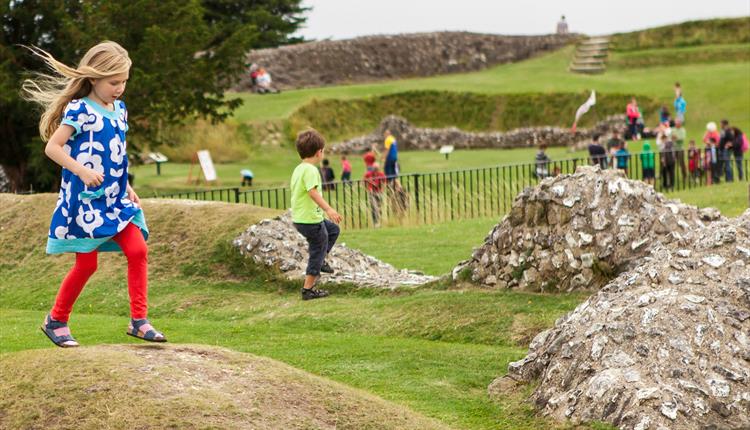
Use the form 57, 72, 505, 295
491, 212, 750, 429
232, 213, 436, 288
234, 32, 575, 90
329, 115, 628, 154
454, 166, 722, 292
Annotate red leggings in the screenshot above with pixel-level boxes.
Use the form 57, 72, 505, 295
51, 223, 148, 322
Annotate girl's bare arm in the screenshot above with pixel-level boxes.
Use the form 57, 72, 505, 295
45, 125, 103, 187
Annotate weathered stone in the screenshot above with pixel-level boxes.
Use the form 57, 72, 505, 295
458, 166, 721, 292
233, 212, 436, 288
494, 211, 750, 430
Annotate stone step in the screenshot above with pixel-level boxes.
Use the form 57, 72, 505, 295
580, 38, 610, 45
571, 58, 606, 66
569, 65, 606, 74
577, 45, 609, 53
575, 51, 609, 59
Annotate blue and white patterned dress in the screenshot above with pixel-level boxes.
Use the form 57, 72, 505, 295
46, 97, 148, 254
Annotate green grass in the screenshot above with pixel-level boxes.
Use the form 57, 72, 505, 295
609, 43, 750, 69
670, 179, 749, 217
339, 217, 497, 276
610, 17, 750, 51
0, 194, 594, 429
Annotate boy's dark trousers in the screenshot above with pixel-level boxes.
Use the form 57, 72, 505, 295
294, 220, 340, 276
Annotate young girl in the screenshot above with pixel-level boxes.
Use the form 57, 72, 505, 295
23, 41, 166, 347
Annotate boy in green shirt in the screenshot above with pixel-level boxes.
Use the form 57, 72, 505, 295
290, 129, 342, 300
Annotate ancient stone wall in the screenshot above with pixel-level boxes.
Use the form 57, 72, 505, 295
330, 115, 627, 154
235, 32, 576, 90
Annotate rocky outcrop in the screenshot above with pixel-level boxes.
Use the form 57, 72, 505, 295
455, 166, 722, 292
492, 212, 750, 429
232, 213, 436, 288
330, 115, 627, 154
235, 32, 576, 90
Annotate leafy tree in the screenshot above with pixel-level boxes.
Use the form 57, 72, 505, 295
1, 0, 306, 191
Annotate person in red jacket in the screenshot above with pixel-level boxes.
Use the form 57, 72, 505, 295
364, 162, 387, 227
626, 97, 641, 141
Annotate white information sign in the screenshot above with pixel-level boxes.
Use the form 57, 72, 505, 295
196, 150, 217, 182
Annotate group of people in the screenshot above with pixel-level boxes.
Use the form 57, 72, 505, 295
316, 129, 404, 226
247, 63, 279, 94
536, 83, 747, 191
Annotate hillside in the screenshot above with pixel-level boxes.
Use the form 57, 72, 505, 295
610, 16, 750, 51
0, 344, 450, 430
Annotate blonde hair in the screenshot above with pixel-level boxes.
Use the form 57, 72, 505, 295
22, 41, 131, 141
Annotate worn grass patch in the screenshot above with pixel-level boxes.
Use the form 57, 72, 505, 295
0, 343, 452, 430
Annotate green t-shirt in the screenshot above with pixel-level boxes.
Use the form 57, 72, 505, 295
290, 162, 323, 224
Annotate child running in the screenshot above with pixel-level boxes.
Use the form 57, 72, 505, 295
23, 41, 166, 347
290, 129, 343, 300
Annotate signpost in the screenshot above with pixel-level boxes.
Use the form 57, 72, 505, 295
439, 145, 455, 160
148, 152, 168, 175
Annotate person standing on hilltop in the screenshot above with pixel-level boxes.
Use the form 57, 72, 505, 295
674, 82, 687, 124
556, 15, 569, 34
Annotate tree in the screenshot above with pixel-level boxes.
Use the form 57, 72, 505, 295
1, 0, 307, 191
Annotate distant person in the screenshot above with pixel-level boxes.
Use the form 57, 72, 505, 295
290, 129, 342, 301
588, 134, 607, 169
672, 119, 687, 179
534, 144, 552, 179
240, 168, 254, 186
615, 141, 630, 174
363, 145, 378, 169
640, 142, 656, 185
320, 158, 336, 190
659, 106, 671, 125
556, 15, 569, 34
382, 129, 399, 181
674, 84, 687, 123
731, 127, 746, 180
703, 128, 719, 185
719, 119, 735, 182
364, 162, 387, 227
626, 98, 641, 140
340, 155, 352, 182
661, 138, 676, 190
687, 140, 701, 183
249, 64, 279, 94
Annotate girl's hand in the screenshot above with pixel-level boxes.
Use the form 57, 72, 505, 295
127, 185, 141, 207
78, 167, 104, 187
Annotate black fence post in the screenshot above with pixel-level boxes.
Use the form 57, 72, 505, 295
413, 173, 420, 213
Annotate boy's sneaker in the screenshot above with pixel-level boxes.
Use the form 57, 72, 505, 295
301, 287, 329, 301
320, 262, 334, 274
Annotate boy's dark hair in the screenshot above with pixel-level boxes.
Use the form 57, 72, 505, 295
322, 159, 330, 166
592, 134, 600, 142
296, 129, 325, 158
721, 119, 729, 127
539, 144, 548, 150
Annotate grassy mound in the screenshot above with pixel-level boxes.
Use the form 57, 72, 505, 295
0, 193, 280, 284
0, 344, 450, 430
288, 90, 660, 143
611, 17, 750, 51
